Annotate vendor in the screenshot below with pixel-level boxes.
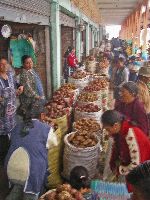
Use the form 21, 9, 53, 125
113, 57, 129, 100
101, 110, 150, 192
0, 58, 23, 165
19, 55, 45, 118
115, 81, 149, 135
128, 56, 141, 82
5, 102, 55, 200
64, 46, 78, 81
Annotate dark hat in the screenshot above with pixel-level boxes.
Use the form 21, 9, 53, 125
122, 81, 138, 96
139, 65, 150, 78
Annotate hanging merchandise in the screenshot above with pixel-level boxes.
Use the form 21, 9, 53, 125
1, 24, 12, 38
10, 38, 36, 68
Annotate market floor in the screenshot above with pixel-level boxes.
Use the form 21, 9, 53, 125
0, 165, 9, 200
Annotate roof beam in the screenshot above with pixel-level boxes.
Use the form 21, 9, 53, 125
100, 9, 132, 13
97, 0, 139, 3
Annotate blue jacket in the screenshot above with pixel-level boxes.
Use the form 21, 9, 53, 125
5, 119, 51, 194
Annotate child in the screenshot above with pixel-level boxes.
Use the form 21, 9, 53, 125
70, 166, 90, 190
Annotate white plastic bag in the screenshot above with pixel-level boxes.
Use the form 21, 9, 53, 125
47, 128, 58, 149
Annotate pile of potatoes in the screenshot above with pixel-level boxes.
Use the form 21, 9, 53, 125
44, 184, 84, 200
46, 102, 67, 119
71, 71, 87, 79
42, 115, 58, 131
60, 83, 77, 91
75, 104, 100, 113
83, 79, 108, 92
73, 118, 101, 133
68, 131, 98, 148
77, 93, 98, 102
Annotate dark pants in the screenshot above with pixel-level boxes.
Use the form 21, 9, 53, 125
0, 135, 10, 166
64, 65, 76, 82
6, 185, 38, 200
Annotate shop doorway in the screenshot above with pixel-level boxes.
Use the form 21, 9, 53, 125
0, 21, 47, 92
61, 25, 74, 76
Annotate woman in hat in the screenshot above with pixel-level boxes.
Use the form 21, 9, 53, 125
137, 65, 150, 114
126, 160, 150, 200
5, 102, 56, 200
137, 65, 150, 136
128, 56, 141, 82
101, 110, 150, 192
113, 57, 129, 100
115, 81, 149, 135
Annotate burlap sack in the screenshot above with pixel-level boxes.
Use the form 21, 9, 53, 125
63, 132, 100, 180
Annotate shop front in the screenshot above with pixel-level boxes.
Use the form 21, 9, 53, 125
0, 1, 51, 96
60, 12, 76, 76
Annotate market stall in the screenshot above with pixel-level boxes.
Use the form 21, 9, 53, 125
37, 52, 122, 197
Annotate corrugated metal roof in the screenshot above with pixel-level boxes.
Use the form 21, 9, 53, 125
97, 0, 143, 25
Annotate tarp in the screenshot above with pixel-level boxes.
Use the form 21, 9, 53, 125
10, 39, 36, 68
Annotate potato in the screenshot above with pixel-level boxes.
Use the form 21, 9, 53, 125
70, 188, 78, 196
68, 131, 98, 148
74, 118, 101, 133
78, 92, 98, 102
57, 191, 72, 200
45, 191, 56, 200
71, 71, 87, 79
74, 192, 84, 200
75, 104, 100, 113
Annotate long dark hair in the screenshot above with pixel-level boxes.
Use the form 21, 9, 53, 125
22, 55, 32, 64
64, 46, 74, 58
20, 101, 46, 137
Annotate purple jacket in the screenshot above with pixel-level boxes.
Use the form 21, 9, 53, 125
115, 98, 149, 135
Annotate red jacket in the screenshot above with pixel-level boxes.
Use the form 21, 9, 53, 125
110, 120, 150, 191
67, 53, 78, 68
110, 120, 150, 173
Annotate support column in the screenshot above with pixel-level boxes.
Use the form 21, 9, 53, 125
97, 31, 99, 46
76, 18, 81, 61
99, 26, 103, 42
45, 26, 52, 98
92, 28, 95, 48
143, 1, 149, 52
50, 0, 61, 91
86, 23, 90, 56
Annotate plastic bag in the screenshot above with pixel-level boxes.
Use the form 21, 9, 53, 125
47, 128, 58, 148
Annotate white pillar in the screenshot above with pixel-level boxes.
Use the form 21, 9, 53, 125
92, 28, 95, 48
76, 18, 81, 61
86, 23, 90, 56
50, 0, 61, 91
45, 26, 52, 98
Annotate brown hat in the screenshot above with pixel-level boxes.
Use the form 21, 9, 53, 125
139, 66, 150, 78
